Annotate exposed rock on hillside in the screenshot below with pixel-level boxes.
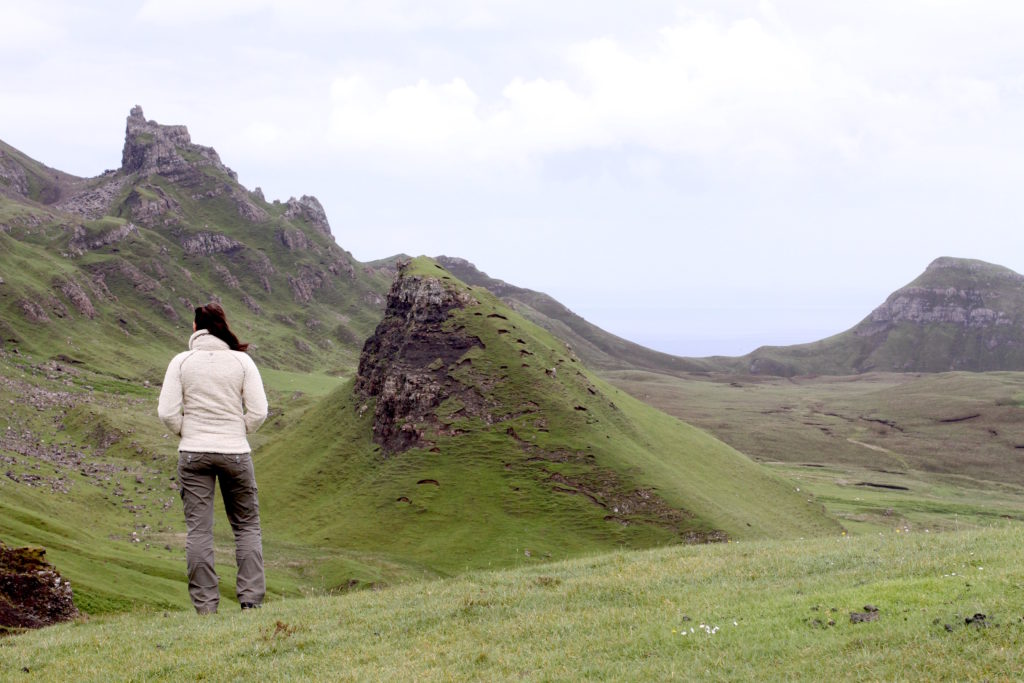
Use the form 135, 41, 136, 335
122, 184, 180, 226
284, 195, 332, 237
861, 257, 1020, 332
180, 231, 243, 256
122, 105, 237, 185
68, 221, 139, 254
0, 542, 78, 633
355, 262, 483, 452
56, 278, 96, 319
0, 148, 30, 198
55, 175, 131, 219
286, 258, 782, 557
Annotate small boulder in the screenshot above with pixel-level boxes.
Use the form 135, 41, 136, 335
0, 541, 78, 632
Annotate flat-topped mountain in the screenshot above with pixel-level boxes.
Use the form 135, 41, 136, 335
744, 257, 1024, 375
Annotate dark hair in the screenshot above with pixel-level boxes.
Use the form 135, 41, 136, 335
194, 302, 249, 352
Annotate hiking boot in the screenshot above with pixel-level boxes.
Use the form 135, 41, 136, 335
240, 602, 261, 610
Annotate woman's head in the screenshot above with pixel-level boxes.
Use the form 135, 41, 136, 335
194, 302, 249, 352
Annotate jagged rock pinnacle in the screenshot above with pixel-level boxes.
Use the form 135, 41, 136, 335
120, 105, 237, 183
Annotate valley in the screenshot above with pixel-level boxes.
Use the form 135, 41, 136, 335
2, 106, 1023, 678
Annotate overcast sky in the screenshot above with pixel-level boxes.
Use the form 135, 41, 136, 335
4, 1, 1024, 356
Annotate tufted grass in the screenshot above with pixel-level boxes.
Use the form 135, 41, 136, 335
2, 524, 1022, 681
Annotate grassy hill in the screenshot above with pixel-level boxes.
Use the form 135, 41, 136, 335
3, 523, 1020, 681
0, 108, 407, 611
5, 106, 1022, 636
255, 258, 838, 585
1, 109, 830, 619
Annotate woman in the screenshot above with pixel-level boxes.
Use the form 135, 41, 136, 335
158, 302, 269, 614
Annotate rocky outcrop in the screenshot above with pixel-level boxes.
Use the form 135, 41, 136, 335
93, 260, 159, 294
181, 231, 244, 256
287, 269, 326, 304
278, 227, 311, 251
19, 300, 50, 323
54, 174, 130, 219
861, 288, 1011, 334
121, 106, 238, 185
355, 263, 483, 452
122, 184, 181, 227
856, 258, 1021, 339
284, 195, 332, 237
0, 542, 78, 633
234, 192, 269, 223
0, 148, 30, 198
56, 278, 96, 319
67, 221, 139, 254
212, 261, 240, 290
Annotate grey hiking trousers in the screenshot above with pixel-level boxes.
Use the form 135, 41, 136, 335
178, 451, 265, 613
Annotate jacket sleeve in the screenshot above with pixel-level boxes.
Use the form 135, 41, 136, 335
241, 356, 269, 434
157, 355, 184, 435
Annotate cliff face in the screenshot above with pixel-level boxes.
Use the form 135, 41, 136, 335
355, 262, 483, 452
858, 257, 1022, 335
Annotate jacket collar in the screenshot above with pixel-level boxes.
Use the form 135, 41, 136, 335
189, 329, 230, 351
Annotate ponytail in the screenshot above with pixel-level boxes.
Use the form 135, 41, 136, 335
194, 303, 249, 352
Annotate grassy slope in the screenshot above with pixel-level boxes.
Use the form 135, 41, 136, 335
0, 348, 378, 614
3, 524, 1021, 681
0, 139, 82, 204
256, 258, 838, 585
435, 256, 719, 375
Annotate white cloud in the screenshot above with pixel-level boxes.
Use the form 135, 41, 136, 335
135, 0, 263, 24
0, 2, 66, 51
315, 5, 1020, 191
329, 76, 482, 156
135, 0, 504, 31
321, 12, 868, 172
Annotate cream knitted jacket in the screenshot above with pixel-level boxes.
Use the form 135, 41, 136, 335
158, 330, 268, 453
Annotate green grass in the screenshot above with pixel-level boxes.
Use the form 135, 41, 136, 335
3, 524, 1021, 681
5, 131, 1024, 662
259, 368, 347, 397
0, 350, 374, 614
607, 369, 1024, 536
